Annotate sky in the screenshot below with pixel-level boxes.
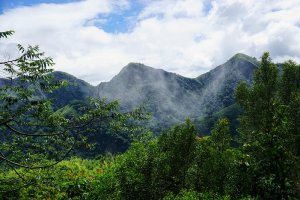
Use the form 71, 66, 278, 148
0, 0, 300, 85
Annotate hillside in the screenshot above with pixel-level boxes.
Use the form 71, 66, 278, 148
0, 53, 259, 134
47, 71, 96, 109
96, 53, 258, 132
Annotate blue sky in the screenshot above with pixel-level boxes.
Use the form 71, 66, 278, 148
97, 2, 144, 33
0, 0, 300, 85
0, 0, 145, 33
0, 0, 79, 13
0, 0, 214, 33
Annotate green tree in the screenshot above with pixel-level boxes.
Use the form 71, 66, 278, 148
236, 52, 300, 199
0, 31, 147, 170
114, 120, 196, 200
279, 60, 300, 157
0, 30, 149, 196
210, 118, 231, 152
187, 119, 246, 197
154, 119, 196, 196
0, 30, 69, 169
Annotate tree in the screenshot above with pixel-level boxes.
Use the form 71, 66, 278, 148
235, 52, 300, 199
0, 30, 147, 171
186, 118, 247, 197
155, 119, 196, 196
210, 118, 231, 152
114, 120, 197, 200
0, 30, 69, 169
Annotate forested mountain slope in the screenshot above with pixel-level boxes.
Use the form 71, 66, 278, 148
1, 53, 259, 133
97, 53, 258, 131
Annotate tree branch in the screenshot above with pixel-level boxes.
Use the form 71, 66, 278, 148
0, 55, 24, 65
0, 117, 13, 126
5, 123, 68, 137
0, 143, 74, 169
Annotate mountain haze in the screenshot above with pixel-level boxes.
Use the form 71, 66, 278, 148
0, 53, 259, 133
0, 53, 260, 154
96, 53, 259, 131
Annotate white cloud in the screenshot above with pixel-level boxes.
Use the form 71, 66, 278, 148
0, 0, 300, 85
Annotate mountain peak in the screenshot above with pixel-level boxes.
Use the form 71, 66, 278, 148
229, 53, 258, 64
121, 62, 157, 73
196, 53, 258, 86
232, 53, 250, 58
126, 62, 146, 67
114, 62, 169, 82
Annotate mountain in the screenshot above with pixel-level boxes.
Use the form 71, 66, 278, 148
97, 63, 204, 131
0, 53, 259, 134
0, 53, 260, 154
47, 71, 96, 109
96, 53, 259, 132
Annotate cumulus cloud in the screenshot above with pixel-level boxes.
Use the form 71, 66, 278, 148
0, 0, 299, 85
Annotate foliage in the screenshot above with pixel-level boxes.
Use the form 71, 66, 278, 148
1, 33, 299, 200
236, 52, 300, 199
0, 31, 148, 172
195, 103, 243, 136
0, 120, 238, 199
0, 30, 14, 38
0, 30, 70, 169
0, 157, 113, 199
102, 119, 246, 200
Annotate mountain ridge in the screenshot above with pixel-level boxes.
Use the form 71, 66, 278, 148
94, 53, 259, 131
0, 53, 261, 153
0, 53, 260, 132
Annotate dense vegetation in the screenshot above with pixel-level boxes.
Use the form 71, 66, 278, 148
0, 31, 299, 199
